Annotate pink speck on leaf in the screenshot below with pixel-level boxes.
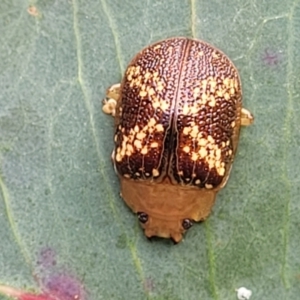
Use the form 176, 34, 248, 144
0, 277, 85, 300
0, 247, 86, 300
143, 277, 155, 293
0, 285, 52, 300
43, 273, 85, 300
262, 48, 280, 66
18, 293, 51, 300
37, 247, 57, 268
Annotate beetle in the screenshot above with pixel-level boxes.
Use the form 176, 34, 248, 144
103, 37, 253, 243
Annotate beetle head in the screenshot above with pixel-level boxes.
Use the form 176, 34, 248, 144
120, 178, 217, 243
137, 212, 193, 243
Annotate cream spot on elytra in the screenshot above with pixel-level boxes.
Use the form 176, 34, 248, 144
115, 117, 165, 162
126, 65, 170, 112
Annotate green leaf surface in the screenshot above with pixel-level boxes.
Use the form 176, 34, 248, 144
0, 0, 300, 299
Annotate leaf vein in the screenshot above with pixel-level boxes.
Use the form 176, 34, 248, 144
71, 0, 146, 292
205, 221, 219, 300
0, 172, 32, 269
280, 0, 300, 289
190, 0, 197, 38
100, 0, 125, 74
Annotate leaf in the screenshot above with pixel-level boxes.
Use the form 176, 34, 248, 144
0, 0, 300, 299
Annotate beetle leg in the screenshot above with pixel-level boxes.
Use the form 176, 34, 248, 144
171, 238, 179, 245
102, 83, 121, 117
147, 236, 154, 242
241, 108, 254, 126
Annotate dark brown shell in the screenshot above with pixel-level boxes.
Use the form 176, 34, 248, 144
113, 37, 241, 190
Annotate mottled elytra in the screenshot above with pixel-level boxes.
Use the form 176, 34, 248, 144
103, 37, 254, 243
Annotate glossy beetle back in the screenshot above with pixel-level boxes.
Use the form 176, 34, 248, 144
113, 37, 241, 190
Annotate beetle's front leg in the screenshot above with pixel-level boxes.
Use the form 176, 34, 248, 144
241, 108, 254, 126
102, 83, 121, 117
